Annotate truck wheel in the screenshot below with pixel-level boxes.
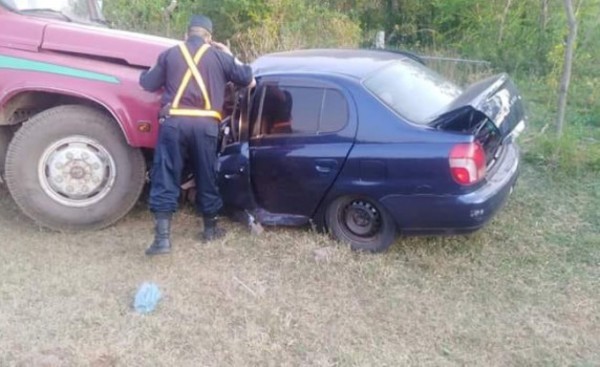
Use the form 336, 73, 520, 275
0, 126, 11, 179
326, 196, 396, 253
5, 105, 146, 231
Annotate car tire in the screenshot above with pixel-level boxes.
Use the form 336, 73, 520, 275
5, 105, 146, 231
326, 196, 396, 252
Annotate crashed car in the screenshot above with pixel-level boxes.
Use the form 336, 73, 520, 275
217, 49, 526, 252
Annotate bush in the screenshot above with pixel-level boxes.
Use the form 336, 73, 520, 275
524, 130, 600, 176
230, 2, 360, 61
514, 74, 599, 176
102, 0, 360, 61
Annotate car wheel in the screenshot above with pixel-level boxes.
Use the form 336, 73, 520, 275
5, 105, 146, 231
326, 196, 396, 252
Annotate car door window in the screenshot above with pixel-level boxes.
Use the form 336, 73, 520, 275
319, 89, 348, 133
259, 85, 322, 135
250, 82, 349, 137
249, 85, 265, 138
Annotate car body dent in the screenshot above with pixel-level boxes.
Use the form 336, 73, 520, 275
41, 21, 176, 68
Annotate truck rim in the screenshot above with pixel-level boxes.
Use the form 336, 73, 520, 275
37, 135, 116, 207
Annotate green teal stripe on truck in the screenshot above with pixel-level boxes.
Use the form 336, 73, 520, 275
0, 55, 120, 84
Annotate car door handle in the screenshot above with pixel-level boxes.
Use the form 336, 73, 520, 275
315, 159, 338, 174
223, 166, 245, 179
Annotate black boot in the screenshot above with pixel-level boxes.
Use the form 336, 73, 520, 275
201, 215, 226, 242
145, 213, 172, 256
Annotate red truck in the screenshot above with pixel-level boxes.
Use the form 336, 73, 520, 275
0, 1, 174, 230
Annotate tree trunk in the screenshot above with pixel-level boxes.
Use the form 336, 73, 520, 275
162, 1, 178, 38
556, 0, 578, 137
540, 0, 549, 31
498, 0, 513, 44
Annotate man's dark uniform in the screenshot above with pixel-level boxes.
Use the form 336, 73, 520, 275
140, 15, 253, 255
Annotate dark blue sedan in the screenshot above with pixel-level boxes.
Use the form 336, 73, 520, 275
217, 49, 526, 252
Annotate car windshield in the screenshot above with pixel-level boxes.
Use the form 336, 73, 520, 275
2, 0, 105, 25
364, 59, 462, 125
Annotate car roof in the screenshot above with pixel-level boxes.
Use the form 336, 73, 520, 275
252, 49, 417, 80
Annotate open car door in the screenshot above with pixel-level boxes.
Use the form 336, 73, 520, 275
217, 87, 257, 211
247, 77, 357, 225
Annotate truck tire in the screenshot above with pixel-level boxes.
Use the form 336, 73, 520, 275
0, 126, 11, 179
5, 105, 146, 231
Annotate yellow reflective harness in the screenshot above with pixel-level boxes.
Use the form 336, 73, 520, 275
169, 43, 222, 121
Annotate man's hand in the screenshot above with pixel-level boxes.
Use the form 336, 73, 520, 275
248, 77, 257, 89
210, 41, 233, 56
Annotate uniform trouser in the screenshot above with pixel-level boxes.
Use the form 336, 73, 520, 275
149, 116, 222, 217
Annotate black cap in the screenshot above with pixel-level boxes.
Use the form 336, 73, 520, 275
188, 15, 213, 34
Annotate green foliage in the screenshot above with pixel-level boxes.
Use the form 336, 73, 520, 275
523, 82, 600, 177
103, 0, 360, 59
518, 75, 600, 176
103, 0, 169, 36
103, 0, 597, 77
231, 1, 360, 61
524, 130, 600, 176
310, 0, 567, 75
567, 1, 600, 129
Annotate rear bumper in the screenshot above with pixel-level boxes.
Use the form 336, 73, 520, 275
380, 143, 520, 235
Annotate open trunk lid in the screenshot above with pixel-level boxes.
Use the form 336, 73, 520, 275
432, 74, 526, 165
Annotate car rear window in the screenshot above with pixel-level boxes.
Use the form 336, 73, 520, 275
364, 59, 462, 124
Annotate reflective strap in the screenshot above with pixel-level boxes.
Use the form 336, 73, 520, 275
171, 43, 211, 110
168, 108, 222, 121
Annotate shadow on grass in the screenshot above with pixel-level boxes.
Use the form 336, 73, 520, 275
0, 185, 30, 226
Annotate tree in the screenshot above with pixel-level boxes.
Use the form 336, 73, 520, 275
556, 0, 578, 136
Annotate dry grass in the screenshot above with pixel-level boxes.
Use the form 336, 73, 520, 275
0, 165, 598, 366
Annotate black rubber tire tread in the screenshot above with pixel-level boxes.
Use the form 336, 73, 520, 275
326, 196, 396, 253
0, 126, 11, 177
5, 105, 146, 231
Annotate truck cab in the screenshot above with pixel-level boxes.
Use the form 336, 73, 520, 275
0, 0, 173, 230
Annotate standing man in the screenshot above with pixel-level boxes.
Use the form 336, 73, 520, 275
140, 15, 255, 255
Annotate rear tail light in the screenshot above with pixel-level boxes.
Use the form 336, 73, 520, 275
449, 142, 486, 185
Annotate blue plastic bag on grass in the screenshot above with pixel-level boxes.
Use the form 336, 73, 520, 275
134, 282, 161, 314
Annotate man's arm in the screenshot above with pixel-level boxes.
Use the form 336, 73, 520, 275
211, 42, 255, 88
139, 52, 168, 92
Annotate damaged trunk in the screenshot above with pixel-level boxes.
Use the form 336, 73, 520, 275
432, 73, 526, 166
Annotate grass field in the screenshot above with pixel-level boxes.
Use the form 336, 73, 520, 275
0, 162, 598, 366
